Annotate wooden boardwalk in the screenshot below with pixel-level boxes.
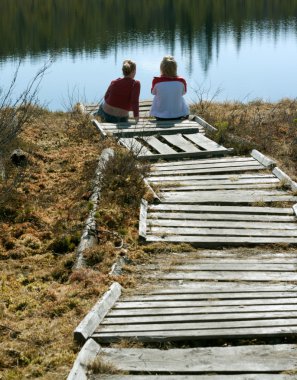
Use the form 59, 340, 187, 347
68, 101, 297, 379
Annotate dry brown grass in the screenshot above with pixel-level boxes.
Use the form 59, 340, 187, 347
191, 98, 297, 179
0, 110, 115, 379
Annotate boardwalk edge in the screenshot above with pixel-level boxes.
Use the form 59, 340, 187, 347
191, 114, 218, 133
251, 149, 276, 168
139, 199, 148, 240
74, 282, 122, 344
272, 167, 297, 192
74, 148, 114, 269
67, 338, 101, 380
92, 118, 108, 138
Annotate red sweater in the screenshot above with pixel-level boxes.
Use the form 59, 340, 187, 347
104, 77, 140, 117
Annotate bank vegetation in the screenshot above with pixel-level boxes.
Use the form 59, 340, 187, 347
0, 98, 297, 379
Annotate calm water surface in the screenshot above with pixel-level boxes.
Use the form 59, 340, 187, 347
1, 0, 297, 110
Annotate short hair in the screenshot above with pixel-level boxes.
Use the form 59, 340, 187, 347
122, 60, 136, 76
160, 56, 177, 77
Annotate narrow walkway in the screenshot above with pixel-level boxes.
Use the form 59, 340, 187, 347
68, 102, 297, 379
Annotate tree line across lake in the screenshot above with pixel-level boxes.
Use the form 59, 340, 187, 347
1, 0, 297, 59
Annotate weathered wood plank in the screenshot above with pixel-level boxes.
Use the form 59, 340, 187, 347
160, 192, 297, 204
139, 199, 147, 239
118, 137, 152, 156
148, 173, 278, 182
293, 204, 297, 217
157, 178, 280, 186
74, 283, 121, 343
139, 148, 233, 160
146, 234, 297, 245
161, 134, 202, 153
114, 298, 297, 309
93, 326, 297, 341
145, 263, 297, 271
145, 136, 177, 154
148, 219, 297, 230
96, 375, 296, 380
108, 304, 297, 317
273, 167, 297, 191
162, 183, 279, 191
67, 339, 101, 380
110, 126, 200, 137
192, 114, 217, 133
97, 318, 297, 333
251, 149, 276, 168
148, 212, 297, 222
148, 204, 294, 214
151, 270, 297, 281
150, 281, 297, 292
102, 311, 297, 325
185, 133, 228, 151
150, 163, 263, 175
91, 345, 297, 372
92, 119, 107, 138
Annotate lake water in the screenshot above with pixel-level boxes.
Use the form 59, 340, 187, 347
1, 0, 297, 110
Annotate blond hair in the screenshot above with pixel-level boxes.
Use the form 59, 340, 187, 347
160, 56, 177, 77
122, 60, 136, 76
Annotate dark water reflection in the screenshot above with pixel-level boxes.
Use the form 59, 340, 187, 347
1, 0, 297, 108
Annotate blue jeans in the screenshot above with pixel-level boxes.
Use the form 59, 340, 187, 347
96, 104, 128, 123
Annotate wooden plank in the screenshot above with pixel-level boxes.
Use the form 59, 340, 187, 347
74, 283, 121, 343
152, 160, 262, 173
145, 262, 297, 271
114, 298, 297, 309
152, 271, 297, 281
162, 183, 279, 191
151, 160, 262, 174
96, 375, 296, 380
151, 282, 297, 292
92, 345, 297, 371
118, 137, 152, 156
153, 156, 268, 167
148, 219, 297, 230
192, 114, 217, 133
102, 311, 297, 325
67, 339, 101, 380
138, 199, 147, 239
143, 179, 160, 203
146, 235, 297, 245
161, 134, 201, 153
145, 136, 177, 154
160, 192, 297, 204
93, 326, 297, 341
147, 212, 296, 222
150, 165, 265, 176
92, 119, 107, 138
97, 318, 297, 333
148, 173, 278, 182
156, 177, 280, 186
148, 204, 294, 214
139, 148, 233, 161
273, 167, 297, 191
108, 304, 297, 317
293, 204, 297, 217
111, 126, 200, 137
185, 133, 227, 151
251, 149, 276, 168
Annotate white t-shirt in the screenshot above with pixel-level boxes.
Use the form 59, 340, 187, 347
150, 76, 189, 118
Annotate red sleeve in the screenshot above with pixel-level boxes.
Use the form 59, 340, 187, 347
131, 80, 140, 117
104, 81, 113, 101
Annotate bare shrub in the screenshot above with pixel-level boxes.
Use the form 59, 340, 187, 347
0, 60, 52, 203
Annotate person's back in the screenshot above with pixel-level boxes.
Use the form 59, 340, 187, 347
150, 56, 189, 120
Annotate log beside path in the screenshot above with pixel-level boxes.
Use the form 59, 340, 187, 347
68, 101, 297, 379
